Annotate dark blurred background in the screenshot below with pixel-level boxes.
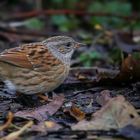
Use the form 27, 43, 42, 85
1, 0, 140, 31
0, 0, 140, 67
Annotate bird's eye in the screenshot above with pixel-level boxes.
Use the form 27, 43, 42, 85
66, 42, 71, 47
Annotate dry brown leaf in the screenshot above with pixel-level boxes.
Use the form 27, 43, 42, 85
44, 121, 62, 131
77, 74, 87, 80
96, 55, 140, 84
72, 95, 140, 130
31, 121, 62, 133
116, 54, 140, 82
67, 55, 140, 87
69, 105, 85, 121
14, 94, 65, 121
96, 90, 112, 106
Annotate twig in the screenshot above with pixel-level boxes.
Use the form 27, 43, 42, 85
67, 87, 104, 98
0, 112, 13, 131
6, 10, 140, 21
1, 121, 33, 140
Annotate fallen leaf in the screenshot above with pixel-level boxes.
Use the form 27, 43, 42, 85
96, 90, 112, 106
66, 55, 140, 88
45, 121, 62, 130
116, 54, 140, 82
96, 55, 140, 84
31, 121, 62, 133
72, 95, 140, 130
69, 105, 85, 121
77, 74, 87, 80
14, 94, 65, 121
119, 125, 140, 140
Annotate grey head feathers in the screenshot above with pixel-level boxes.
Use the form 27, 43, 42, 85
42, 36, 77, 64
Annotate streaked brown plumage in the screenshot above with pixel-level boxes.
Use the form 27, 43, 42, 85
0, 36, 84, 95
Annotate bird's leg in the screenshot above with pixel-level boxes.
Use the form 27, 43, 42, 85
52, 91, 57, 97
47, 91, 57, 99
38, 91, 57, 101
16, 92, 22, 96
37, 93, 53, 101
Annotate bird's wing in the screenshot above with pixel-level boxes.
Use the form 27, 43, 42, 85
0, 43, 61, 71
0, 45, 33, 69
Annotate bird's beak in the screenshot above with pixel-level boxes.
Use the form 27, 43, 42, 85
74, 42, 86, 48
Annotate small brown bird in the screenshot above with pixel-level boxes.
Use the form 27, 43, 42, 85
0, 36, 84, 96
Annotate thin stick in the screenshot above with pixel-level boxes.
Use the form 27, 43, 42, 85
0, 112, 13, 131
5, 10, 140, 21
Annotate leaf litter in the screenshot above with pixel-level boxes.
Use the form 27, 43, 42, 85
72, 92, 140, 130
1, 61, 140, 139
14, 94, 65, 121
0, 19, 140, 140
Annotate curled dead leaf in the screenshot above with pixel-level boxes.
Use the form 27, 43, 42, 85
96, 55, 140, 84
72, 95, 140, 130
116, 54, 140, 82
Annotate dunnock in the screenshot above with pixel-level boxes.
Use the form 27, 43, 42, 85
0, 36, 84, 95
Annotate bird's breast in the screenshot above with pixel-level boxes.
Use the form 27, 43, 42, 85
10, 63, 70, 95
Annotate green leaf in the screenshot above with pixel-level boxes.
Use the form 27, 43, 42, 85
105, 1, 131, 15
88, 2, 103, 12
109, 48, 122, 64
51, 15, 78, 32
133, 22, 140, 30
88, 1, 131, 27
52, 0, 64, 3
79, 53, 88, 62
133, 52, 140, 59
79, 51, 103, 66
84, 61, 91, 67
24, 18, 44, 30
89, 51, 102, 59
88, 1, 131, 15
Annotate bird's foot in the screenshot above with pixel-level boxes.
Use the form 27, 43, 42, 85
37, 93, 53, 102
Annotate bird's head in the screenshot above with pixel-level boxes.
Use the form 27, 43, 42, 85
42, 36, 85, 62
